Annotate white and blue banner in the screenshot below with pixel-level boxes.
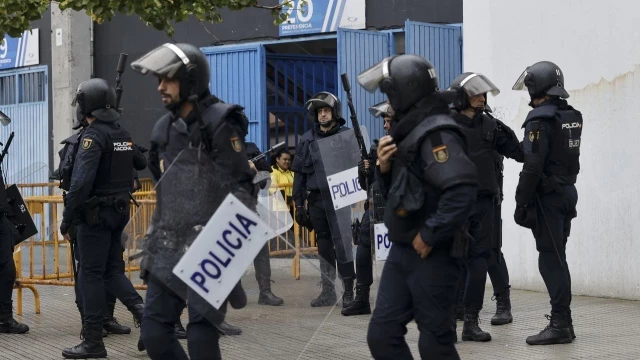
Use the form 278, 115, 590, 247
279, 0, 366, 37
0, 29, 40, 71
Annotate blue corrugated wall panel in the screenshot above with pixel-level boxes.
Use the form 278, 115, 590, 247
405, 21, 463, 90
0, 65, 49, 186
337, 29, 391, 144
201, 44, 267, 150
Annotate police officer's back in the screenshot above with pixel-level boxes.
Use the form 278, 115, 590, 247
512, 61, 582, 345
59, 78, 146, 358
357, 54, 478, 359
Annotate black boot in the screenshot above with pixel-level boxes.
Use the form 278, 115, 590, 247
257, 277, 284, 306
341, 277, 355, 308
568, 310, 576, 339
311, 261, 337, 307
175, 319, 187, 339
216, 320, 242, 336
526, 312, 573, 345
127, 303, 145, 352
103, 302, 131, 334
341, 285, 371, 316
461, 306, 491, 342
62, 324, 107, 359
0, 303, 29, 334
491, 290, 513, 325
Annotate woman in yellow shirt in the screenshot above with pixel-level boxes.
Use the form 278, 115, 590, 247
270, 148, 294, 207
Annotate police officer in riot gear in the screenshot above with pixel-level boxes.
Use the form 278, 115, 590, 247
342, 101, 393, 317
55, 120, 136, 339
447, 72, 523, 342
245, 141, 285, 306
59, 78, 147, 358
358, 54, 478, 359
512, 61, 581, 345
292, 91, 357, 308
0, 133, 29, 335
131, 42, 254, 359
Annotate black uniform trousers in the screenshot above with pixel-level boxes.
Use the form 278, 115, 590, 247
533, 185, 577, 314
356, 209, 373, 287
0, 216, 16, 307
368, 244, 461, 360
141, 278, 221, 360
72, 235, 120, 315
488, 250, 510, 295
76, 205, 143, 327
307, 192, 356, 279
462, 195, 494, 309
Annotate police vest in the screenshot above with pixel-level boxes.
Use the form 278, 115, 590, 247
455, 113, 499, 196
90, 122, 134, 196
384, 114, 465, 245
523, 104, 582, 178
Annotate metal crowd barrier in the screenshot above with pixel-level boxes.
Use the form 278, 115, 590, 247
11, 180, 323, 315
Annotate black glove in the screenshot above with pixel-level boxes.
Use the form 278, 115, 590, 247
295, 206, 313, 231
514, 203, 537, 230
60, 220, 71, 235
358, 160, 369, 178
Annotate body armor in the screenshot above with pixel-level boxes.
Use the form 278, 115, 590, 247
523, 103, 582, 182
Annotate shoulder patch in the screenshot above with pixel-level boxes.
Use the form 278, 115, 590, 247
230, 136, 243, 152
82, 138, 93, 150
432, 145, 449, 163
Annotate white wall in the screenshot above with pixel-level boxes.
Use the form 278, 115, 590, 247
463, 0, 640, 300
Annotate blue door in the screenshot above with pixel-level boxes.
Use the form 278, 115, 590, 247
405, 21, 463, 90
337, 29, 391, 144
266, 54, 337, 150
201, 44, 267, 150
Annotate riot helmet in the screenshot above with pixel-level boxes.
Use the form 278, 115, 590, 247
448, 72, 500, 112
71, 78, 120, 123
357, 54, 440, 113
512, 61, 570, 100
305, 91, 342, 126
131, 43, 211, 108
369, 101, 394, 118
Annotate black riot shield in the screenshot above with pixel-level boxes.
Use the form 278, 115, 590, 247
4, 163, 48, 245
311, 128, 368, 264
125, 147, 291, 325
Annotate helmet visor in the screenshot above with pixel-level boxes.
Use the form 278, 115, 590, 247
460, 73, 500, 97
512, 68, 528, 91
130, 44, 189, 79
369, 101, 393, 118
357, 57, 392, 93
0, 110, 10, 126
305, 92, 339, 112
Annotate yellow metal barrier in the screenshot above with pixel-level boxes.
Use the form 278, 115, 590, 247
11, 179, 327, 314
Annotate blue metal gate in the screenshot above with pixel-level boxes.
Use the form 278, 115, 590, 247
337, 29, 391, 144
0, 65, 49, 184
266, 54, 337, 150
405, 21, 463, 90
201, 44, 267, 150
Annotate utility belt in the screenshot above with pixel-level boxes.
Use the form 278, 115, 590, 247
83, 193, 130, 226
536, 174, 575, 195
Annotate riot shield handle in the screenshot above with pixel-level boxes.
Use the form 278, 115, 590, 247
115, 53, 128, 112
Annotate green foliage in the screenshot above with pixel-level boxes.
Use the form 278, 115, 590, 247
0, 0, 307, 39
